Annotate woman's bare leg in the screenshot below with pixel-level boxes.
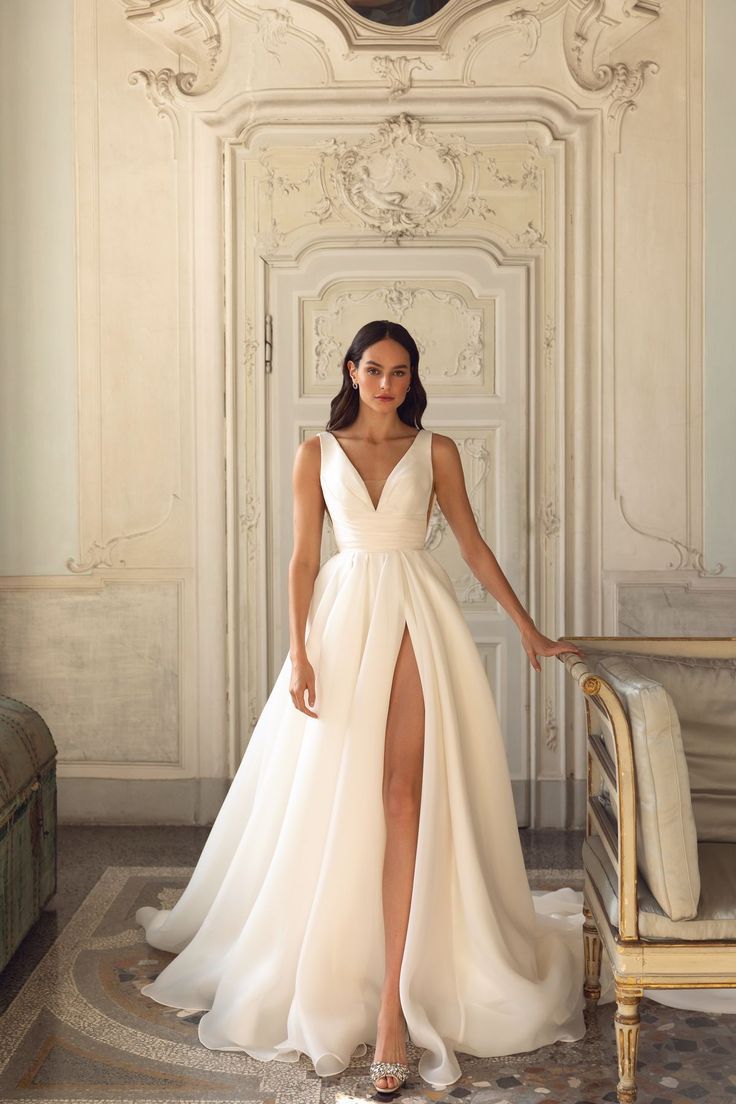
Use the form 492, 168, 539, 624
374, 622, 425, 1089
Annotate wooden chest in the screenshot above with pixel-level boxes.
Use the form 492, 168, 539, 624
0, 696, 57, 973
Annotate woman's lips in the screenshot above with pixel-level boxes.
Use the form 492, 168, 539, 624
376, 396, 394, 401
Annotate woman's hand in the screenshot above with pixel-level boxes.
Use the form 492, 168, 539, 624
289, 656, 319, 718
520, 623, 584, 673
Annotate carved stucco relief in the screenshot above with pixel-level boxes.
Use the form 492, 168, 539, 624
254, 114, 543, 249
446, 436, 496, 607
303, 279, 495, 393
617, 496, 725, 578
122, 0, 662, 155
371, 54, 432, 97
562, 0, 660, 127
67, 494, 181, 573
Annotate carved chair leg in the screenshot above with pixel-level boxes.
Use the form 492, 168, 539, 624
582, 904, 602, 1004
615, 983, 643, 1104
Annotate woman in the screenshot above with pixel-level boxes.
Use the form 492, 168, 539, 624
136, 320, 591, 1093
290, 320, 583, 1090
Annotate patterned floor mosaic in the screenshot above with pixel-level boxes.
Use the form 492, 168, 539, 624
1, 866, 735, 1103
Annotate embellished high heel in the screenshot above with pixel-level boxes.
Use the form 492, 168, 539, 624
370, 1060, 410, 1095
371, 1013, 410, 1095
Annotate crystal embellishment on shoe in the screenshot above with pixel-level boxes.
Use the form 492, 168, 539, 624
370, 1060, 410, 1094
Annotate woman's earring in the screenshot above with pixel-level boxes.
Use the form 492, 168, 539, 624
352, 377, 358, 389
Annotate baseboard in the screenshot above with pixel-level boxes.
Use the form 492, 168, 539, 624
57, 777, 229, 825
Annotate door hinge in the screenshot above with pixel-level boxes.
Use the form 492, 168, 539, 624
264, 313, 273, 374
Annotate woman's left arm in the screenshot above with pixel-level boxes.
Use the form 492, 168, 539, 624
430, 434, 584, 672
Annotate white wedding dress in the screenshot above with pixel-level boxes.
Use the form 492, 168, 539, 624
136, 427, 734, 1087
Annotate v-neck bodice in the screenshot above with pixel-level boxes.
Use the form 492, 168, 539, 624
319, 428, 433, 552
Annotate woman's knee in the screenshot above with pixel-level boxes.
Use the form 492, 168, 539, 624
383, 773, 422, 821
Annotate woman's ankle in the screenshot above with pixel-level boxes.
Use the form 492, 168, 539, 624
377, 999, 403, 1023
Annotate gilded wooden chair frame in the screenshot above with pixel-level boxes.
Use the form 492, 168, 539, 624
559, 636, 736, 1104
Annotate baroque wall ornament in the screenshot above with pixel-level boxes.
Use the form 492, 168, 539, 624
311, 282, 488, 380
563, 0, 660, 128
617, 495, 726, 578
313, 316, 343, 381
66, 494, 181, 573
242, 321, 259, 382
123, 0, 227, 95
512, 220, 548, 249
127, 68, 194, 149
506, 6, 543, 61
255, 5, 293, 57
310, 113, 495, 243
544, 697, 559, 751
239, 480, 261, 564
539, 499, 560, 539
371, 55, 432, 98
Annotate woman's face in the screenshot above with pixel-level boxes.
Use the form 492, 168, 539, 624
348, 337, 413, 410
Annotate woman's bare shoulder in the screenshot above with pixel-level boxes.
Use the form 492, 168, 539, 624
293, 434, 322, 470
428, 431, 461, 464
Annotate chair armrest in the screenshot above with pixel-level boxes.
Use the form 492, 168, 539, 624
558, 650, 640, 939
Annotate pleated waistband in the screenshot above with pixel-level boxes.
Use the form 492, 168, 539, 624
333, 514, 428, 552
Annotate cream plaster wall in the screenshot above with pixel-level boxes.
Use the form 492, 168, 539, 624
0, 0, 78, 576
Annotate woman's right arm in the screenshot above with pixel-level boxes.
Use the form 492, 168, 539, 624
288, 435, 325, 718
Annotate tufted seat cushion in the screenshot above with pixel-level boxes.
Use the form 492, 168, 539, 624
594, 655, 700, 921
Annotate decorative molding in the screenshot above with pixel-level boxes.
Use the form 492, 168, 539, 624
242, 320, 259, 383
239, 480, 261, 564
544, 697, 558, 751
258, 150, 319, 197
604, 60, 661, 125
507, 6, 543, 61
66, 494, 180, 573
464, 0, 567, 80
313, 316, 343, 381
424, 500, 449, 552
310, 113, 496, 243
255, 5, 293, 58
254, 216, 285, 253
617, 495, 726, 577
251, 122, 545, 257
422, 435, 495, 607
122, 0, 228, 96
540, 500, 560, 539
311, 282, 487, 381
511, 220, 548, 249
127, 68, 192, 148
454, 437, 493, 605
451, 570, 488, 604
371, 54, 432, 98
544, 316, 556, 370
562, 0, 660, 127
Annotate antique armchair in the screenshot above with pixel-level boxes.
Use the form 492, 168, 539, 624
559, 637, 736, 1103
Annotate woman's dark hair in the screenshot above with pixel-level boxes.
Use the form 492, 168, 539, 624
326, 320, 427, 431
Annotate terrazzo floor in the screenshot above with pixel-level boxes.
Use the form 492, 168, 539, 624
1, 827, 735, 1103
